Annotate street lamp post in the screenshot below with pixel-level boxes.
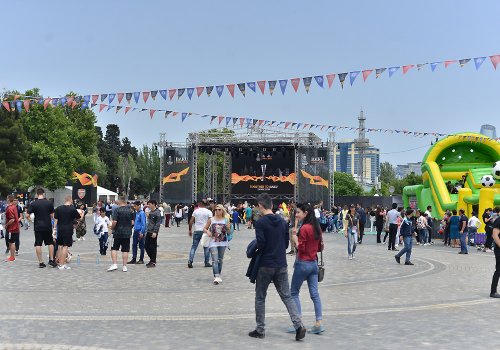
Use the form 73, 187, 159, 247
158, 133, 167, 202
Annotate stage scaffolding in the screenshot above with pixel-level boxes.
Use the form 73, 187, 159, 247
183, 126, 336, 209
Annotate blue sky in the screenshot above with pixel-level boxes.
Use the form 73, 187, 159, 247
1, 0, 499, 165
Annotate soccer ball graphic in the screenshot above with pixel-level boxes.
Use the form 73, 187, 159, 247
493, 161, 500, 180
481, 175, 495, 187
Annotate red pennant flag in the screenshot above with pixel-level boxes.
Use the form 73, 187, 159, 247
143, 91, 150, 103
362, 70, 373, 82
284, 122, 291, 129
125, 106, 132, 114
66, 97, 74, 106
149, 109, 156, 119
402, 64, 414, 74
258, 120, 264, 126
303, 124, 309, 129
444, 60, 456, 68
23, 100, 30, 112
257, 81, 266, 94
490, 55, 500, 69
326, 74, 335, 88
291, 78, 300, 92
168, 89, 176, 100
196, 87, 204, 97
172, 112, 178, 117
226, 84, 235, 98
43, 98, 51, 110
239, 118, 245, 127
2, 101, 10, 111
92, 95, 99, 104
99, 104, 107, 112
218, 116, 224, 125
71, 101, 78, 109
14, 95, 20, 100
117, 93, 124, 103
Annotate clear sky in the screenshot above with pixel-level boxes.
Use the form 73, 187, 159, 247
1, 0, 499, 165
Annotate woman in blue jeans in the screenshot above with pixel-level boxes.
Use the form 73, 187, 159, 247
290, 203, 324, 334
204, 204, 231, 285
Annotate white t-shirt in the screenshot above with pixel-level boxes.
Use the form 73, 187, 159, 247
159, 207, 164, 217
387, 209, 400, 224
468, 216, 480, 228
95, 215, 110, 233
425, 210, 433, 219
314, 208, 321, 218
192, 207, 213, 231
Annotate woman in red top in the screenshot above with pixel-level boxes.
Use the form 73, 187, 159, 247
290, 203, 324, 334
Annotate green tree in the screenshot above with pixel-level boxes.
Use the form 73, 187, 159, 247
334, 172, 364, 196
134, 145, 160, 197
102, 124, 121, 191
118, 154, 137, 200
380, 161, 396, 184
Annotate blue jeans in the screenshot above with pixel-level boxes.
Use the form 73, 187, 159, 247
460, 230, 468, 253
468, 227, 477, 246
132, 230, 145, 261
99, 232, 108, 255
255, 266, 304, 334
188, 231, 210, 265
347, 229, 357, 256
419, 229, 428, 245
396, 236, 413, 263
210, 246, 226, 277
291, 259, 322, 321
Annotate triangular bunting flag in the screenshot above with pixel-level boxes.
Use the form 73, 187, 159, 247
226, 117, 231, 127
362, 70, 373, 82
237, 83, 246, 96
296, 123, 302, 129
117, 93, 124, 103
149, 110, 156, 119
490, 55, 500, 69
257, 80, 266, 94
125, 93, 132, 104
303, 77, 312, 93
108, 93, 116, 104
402, 65, 414, 74
284, 122, 291, 129
164, 111, 172, 118
416, 63, 427, 70
2, 101, 11, 111
279, 79, 288, 95
458, 59, 470, 67
177, 88, 185, 99
216, 85, 225, 97
444, 60, 456, 68
106, 105, 114, 111
100, 94, 108, 102
239, 118, 245, 127
133, 92, 140, 103
226, 84, 235, 98
172, 112, 178, 117
430, 62, 441, 72
182, 113, 189, 122
210, 116, 217, 124
314, 75, 324, 88
388, 67, 400, 77
258, 120, 264, 126
349, 71, 360, 86
159, 90, 167, 100
60, 97, 67, 107
232, 117, 238, 125
196, 87, 204, 97
247, 82, 256, 93
99, 104, 107, 112
268, 81, 277, 95
143, 91, 150, 103
473, 57, 486, 70
291, 78, 300, 92
187, 88, 194, 100
92, 95, 99, 104
43, 98, 51, 110
151, 90, 158, 100
116, 106, 123, 113
375, 68, 386, 78
338, 73, 347, 88
205, 86, 213, 97
15, 100, 23, 112
326, 74, 335, 88
168, 89, 176, 100
23, 99, 30, 112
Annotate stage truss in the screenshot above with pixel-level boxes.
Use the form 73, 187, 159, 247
185, 126, 336, 208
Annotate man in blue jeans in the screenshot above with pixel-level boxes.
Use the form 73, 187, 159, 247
395, 209, 415, 265
187, 199, 212, 268
249, 193, 306, 341
458, 209, 469, 255
128, 201, 146, 264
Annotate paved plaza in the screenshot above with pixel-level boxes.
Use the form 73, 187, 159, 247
1, 219, 499, 350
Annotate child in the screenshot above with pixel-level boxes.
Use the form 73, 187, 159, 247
95, 208, 111, 255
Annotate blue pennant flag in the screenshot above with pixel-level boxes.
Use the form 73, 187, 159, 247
216, 85, 224, 97
247, 82, 256, 93
133, 92, 140, 103
226, 117, 231, 127
60, 97, 67, 106
159, 90, 167, 100
80, 102, 89, 110
52, 98, 59, 106
83, 95, 90, 103
187, 88, 194, 100
182, 113, 188, 122
108, 93, 115, 104
349, 71, 360, 86
296, 123, 302, 129
75, 96, 82, 103
473, 57, 486, 70
107, 105, 114, 111
314, 75, 324, 88
430, 62, 440, 72
15, 100, 23, 112
388, 67, 400, 77
232, 117, 238, 125
279, 79, 288, 95
37, 98, 43, 105
246, 118, 252, 126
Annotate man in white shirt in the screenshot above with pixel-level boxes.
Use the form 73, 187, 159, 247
424, 205, 434, 245
187, 199, 213, 268
468, 211, 480, 246
387, 203, 400, 251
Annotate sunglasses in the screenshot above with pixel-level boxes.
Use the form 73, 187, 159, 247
216, 208, 223, 211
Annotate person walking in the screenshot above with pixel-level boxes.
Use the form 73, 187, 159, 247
4, 195, 20, 262
129, 201, 146, 264
416, 210, 428, 247
356, 204, 366, 244
164, 203, 172, 228
288, 202, 298, 255
95, 208, 111, 255
145, 200, 161, 268
395, 209, 415, 265
424, 206, 434, 245
467, 211, 480, 246
387, 203, 400, 251
344, 205, 359, 260
246, 205, 253, 229
188, 199, 212, 268
489, 207, 500, 298
341, 205, 349, 234
107, 197, 134, 272
375, 206, 385, 244
54, 196, 80, 270
449, 210, 460, 248
290, 203, 324, 335
204, 204, 231, 284
174, 204, 183, 227
483, 208, 494, 252
248, 194, 306, 341
75, 203, 87, 241
27, 188, 57, 268
458, 209, 469, 255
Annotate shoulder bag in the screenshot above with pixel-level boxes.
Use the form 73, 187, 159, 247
318, 250, 325, 282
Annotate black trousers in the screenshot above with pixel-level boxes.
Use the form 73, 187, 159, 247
491, 247, 500, 294
145, 232, 158, 263
5, 234, 19, 251
388, 224, 398, 250
376, 223, 383, 243
485, 227, 493, 249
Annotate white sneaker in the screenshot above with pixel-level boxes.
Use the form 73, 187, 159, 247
352, 254, 356, 259
58, 264, 71, 270
107, 264, 118, 272
82, 237, 85, 241
213, 277, 222, 284
77, 238, 81, 241
122, 266, 128, 272
64, 265, 71, 270
348, 255, 353, 260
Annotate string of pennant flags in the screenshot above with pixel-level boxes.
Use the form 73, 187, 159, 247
2, 54, 500, 106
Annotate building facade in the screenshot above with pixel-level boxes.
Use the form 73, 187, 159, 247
395, 162, 422, 179
333, 139, 380, 185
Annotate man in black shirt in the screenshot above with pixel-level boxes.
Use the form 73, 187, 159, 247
490, 207, 500, 298
458, 209, 469, 255
108, 197, 134, 272
28, 188, 56, 268
54, 196, 80, 270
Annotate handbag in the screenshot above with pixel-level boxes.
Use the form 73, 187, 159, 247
318, 250, 325, 283
200, 233, 211, 248
225, 218, 234, 241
